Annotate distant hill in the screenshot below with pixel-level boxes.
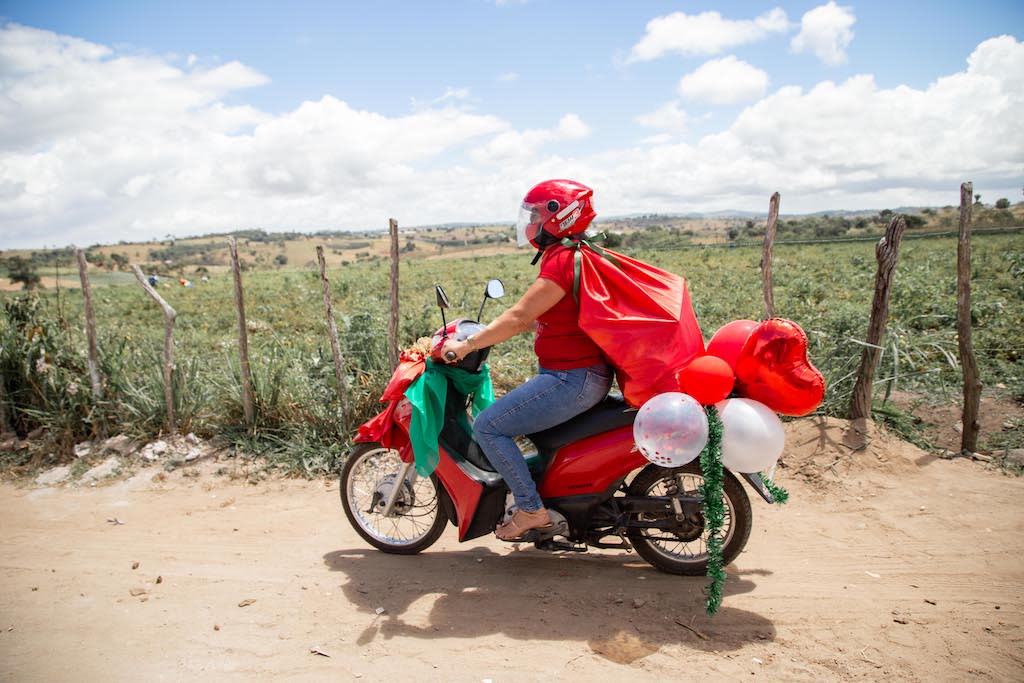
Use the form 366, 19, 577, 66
1, 202, 1021, 290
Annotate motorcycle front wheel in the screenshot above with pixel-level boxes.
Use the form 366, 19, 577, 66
626, 461, 752, 576
340, 442, 447, 554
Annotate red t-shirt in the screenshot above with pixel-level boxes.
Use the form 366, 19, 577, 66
535, 245, 606, 369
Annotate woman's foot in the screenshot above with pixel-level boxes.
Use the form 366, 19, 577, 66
495, 507, 553, 541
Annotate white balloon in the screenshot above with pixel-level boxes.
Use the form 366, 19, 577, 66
633, 392, 709, 467
715, 398, 785, 473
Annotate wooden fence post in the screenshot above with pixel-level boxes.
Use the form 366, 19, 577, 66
131, 265, 177, 434
316, 246, 351, 423
227, 238, 255, 427
957, 182, 982, 453
761, 192, 780, 319
0, 374, 10, 434
75, 248, 103, 399
388, 218, 400, 371
849, 215, 907, 420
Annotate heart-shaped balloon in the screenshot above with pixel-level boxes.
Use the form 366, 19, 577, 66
734, 319, 825, 416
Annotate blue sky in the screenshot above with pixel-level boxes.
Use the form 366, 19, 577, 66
0, 1, 1022, 248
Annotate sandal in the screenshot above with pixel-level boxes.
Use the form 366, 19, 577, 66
495, 508, 553, 542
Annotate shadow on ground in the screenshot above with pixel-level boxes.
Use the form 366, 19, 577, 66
324, 545, 775, 662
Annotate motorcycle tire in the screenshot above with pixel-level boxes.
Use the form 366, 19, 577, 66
340, 442, 447, 555
626, 461, 752, 576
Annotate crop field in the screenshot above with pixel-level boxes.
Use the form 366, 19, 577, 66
1, 230, 1022, 474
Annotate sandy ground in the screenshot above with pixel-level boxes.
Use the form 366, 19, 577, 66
1, 417, 1022, 682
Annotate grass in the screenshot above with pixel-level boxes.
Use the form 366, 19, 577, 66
2, 231, 1022, 475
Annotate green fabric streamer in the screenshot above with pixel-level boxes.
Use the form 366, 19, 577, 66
404, 359, 494, 476
698, 405, 726, 616
761, 474, 789, 504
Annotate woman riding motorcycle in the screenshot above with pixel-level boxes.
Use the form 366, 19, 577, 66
441, 179, 613, 541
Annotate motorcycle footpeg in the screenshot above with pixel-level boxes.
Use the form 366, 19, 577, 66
534, 538, 587, 553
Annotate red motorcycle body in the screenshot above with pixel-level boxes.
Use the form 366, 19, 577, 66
355, 357, 647, 543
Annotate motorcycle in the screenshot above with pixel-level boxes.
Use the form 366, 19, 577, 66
340, 279, 778, 575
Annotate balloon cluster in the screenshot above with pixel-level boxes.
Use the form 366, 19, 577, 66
633, 317, 824, 473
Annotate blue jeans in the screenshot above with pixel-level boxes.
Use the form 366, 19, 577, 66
472, 362, 613, 512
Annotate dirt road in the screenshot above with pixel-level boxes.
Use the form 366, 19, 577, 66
1, 418, 1022, 682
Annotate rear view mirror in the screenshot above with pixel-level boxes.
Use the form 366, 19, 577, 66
486, 279, 505, 299
435, 284, 451, 336
477, 279, 505, 321
435, 285, 450, 309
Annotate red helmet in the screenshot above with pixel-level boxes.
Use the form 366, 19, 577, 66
515, 179, 596, 249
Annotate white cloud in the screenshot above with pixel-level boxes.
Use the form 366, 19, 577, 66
410, 86, 473, 111
497, 71, 519, 83
0, 24, 514, 246
469, 114, 591, 164
790, 1, 855, 66
678, 56, 769, 104
628, 8, 789, 62
0, 24, 269, 153
0, 23, 1021, 249
434, 86, 470, 103
596, 36, 1024, 215
634, 101, 690, 134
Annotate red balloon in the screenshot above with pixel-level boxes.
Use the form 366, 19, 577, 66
734, 319, 825, 416
706, 320, 758, 370
675, 355, 735, 405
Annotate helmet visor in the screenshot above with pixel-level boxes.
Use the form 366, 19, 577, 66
515, 204, 541, 247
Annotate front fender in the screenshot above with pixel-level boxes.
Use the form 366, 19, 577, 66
739, 471, 775, 504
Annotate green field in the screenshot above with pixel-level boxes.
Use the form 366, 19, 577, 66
2, 231, 1022, 474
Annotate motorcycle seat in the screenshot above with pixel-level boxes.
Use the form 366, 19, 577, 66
527, 395, 636, 456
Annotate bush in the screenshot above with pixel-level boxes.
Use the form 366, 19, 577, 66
1, 295, 103, 449
2, 256, 42, 291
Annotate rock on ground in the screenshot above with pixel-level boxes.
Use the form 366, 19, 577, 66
79, 457, 120, 484
34, 465, 71, 487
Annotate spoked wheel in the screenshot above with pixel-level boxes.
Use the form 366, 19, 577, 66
340, 442, 447, 554
626, 461, 752, 575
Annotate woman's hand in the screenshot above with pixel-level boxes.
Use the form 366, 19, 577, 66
440, 338, 473, 363
438, 278, 565, 364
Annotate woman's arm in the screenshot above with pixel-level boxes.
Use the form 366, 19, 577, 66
442, 277, 565, 362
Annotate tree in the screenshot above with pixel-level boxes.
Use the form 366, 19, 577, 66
995, 198, 1010, 210
3, 256, 42, 290
601, 232, 623, 248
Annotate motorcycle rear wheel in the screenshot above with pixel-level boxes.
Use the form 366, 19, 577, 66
626, 462, 752, 576
340, 442, 447, 555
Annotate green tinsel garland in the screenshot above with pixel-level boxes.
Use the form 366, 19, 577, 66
698, 406, 726, 615
697, 410, 792, 615
761, 474, 789, 504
